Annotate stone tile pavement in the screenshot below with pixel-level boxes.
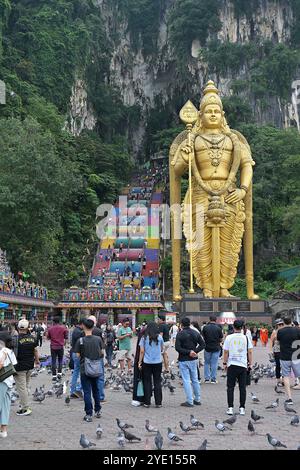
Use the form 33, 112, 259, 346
1, 340, 300, 451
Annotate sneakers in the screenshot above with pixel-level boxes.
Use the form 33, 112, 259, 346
0, 431, 7, 438
227, 407, 234, 415
155, 404, 162, 408
83, 415, 93, 423
194, 400, 201, 406
70, 393, 80, 399
131, 400, 142, 407
204, 379, 210, 384
210, 379, 218, 384
16, 408, 32, 416
95, 412, 101, 419
285, 398, 294, 405
180, 402, 194, 407
143, 404, 150, 408
239, 407, 245, 416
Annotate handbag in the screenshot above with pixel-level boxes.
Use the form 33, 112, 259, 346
0, 352, 16, 383
137, 379, 144, 397
79, 338, 102, 378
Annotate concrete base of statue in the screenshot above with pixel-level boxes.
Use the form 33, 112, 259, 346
176, 293, 271, 324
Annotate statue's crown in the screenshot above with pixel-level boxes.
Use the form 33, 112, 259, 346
200, 80, 223, 112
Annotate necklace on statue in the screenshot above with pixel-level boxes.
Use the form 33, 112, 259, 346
201, 135, 226, 167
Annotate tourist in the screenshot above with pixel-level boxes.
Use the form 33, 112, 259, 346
74, 318, 104, 422
132, 324, 146, 407
223, 319, 253, 416
116, 318, 133, 371
277, 317, 300, 403
169, 322, 179, 347
35, 323, 44, 348
259, 326, 269, 347
70, 318, 84, 398
269, 319, 285, 387
104, 324, 115, 368
157, 314, 170, 371
46, 317, 68, 382
175, 317, 205, 407
251, 326, 259, 346
0, 332, 17, 437
14, 319, 39, 416
202, 315, 223, 383
88, 316, 105, 402
138, 322, 164, 408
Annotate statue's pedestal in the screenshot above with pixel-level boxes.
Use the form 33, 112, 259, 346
176, 293, 271, 324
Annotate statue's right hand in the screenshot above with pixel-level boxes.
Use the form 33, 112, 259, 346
181, 144, 194, 163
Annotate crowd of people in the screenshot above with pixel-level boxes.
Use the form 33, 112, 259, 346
1, 312, 300, 439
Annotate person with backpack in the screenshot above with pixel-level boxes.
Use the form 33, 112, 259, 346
0, 332, 17, 438
74, 318, 104, 422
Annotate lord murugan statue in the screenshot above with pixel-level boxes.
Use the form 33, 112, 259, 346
169, 80, 258, 301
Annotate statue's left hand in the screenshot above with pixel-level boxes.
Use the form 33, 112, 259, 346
225, 189, 246, 204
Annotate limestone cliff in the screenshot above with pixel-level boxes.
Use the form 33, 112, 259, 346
67, 0, 299, 154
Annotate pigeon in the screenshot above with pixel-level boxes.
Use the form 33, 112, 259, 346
117, 431, 125, 448
96, 424, 103, 439
79, 434, 96, 449
145, 420, 158, 433
266, 398, 279, 410
65, 395, 70, 405
266, 433, 287, 449
190, 415, 204, 429
34, 392, 45, 404
198, 439, 207, 450
167, 428, 183, 442
251, 392, 260, 403
215, 420, 231, 433
123, 430, 141, 442
248, 420, 255, 435
155, 431, 163, 450
223, 415, 237, 426
274, 385, 285, 394
284, 402, 297, 413
291, 415, 299, 426
179, 421, 193, 433
116, 418, 134, 430
167, 383, 176, 393
251, 410, 264, 422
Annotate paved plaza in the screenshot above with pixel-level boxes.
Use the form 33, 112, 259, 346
1, 340, 300, 451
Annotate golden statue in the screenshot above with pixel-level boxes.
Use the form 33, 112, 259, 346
169, 80, 259, 300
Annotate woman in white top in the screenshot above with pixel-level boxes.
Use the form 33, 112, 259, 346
0, 332, 17, 438
170, 323, 179, 347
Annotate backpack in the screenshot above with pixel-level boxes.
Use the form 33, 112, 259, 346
79, 337, 103, 378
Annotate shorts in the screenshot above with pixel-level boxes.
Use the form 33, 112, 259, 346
163, 341, 170, 352
116, 349, 131, 361
280, 360, 300, 378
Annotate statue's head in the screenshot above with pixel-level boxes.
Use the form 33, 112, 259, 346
197, 80, 229, 132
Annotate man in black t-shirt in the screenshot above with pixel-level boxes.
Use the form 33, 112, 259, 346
15, 319, 40, 416
202, 315, 223, 384
74, 318, 104, 422
158, 314, 170, 372
277, 316, 300, 405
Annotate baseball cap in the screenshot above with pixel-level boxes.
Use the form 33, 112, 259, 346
18, 319, 29, 330
275, 318, 284, 326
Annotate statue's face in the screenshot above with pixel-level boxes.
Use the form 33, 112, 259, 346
202, 104, 223, 129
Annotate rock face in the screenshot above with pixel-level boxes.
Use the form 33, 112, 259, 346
65, 79, 97, 136
67, 0, 299, 151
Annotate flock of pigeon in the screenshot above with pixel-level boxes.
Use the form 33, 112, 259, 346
10, 353, 300, 450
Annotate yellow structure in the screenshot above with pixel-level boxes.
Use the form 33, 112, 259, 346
170, 81, 258, 301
